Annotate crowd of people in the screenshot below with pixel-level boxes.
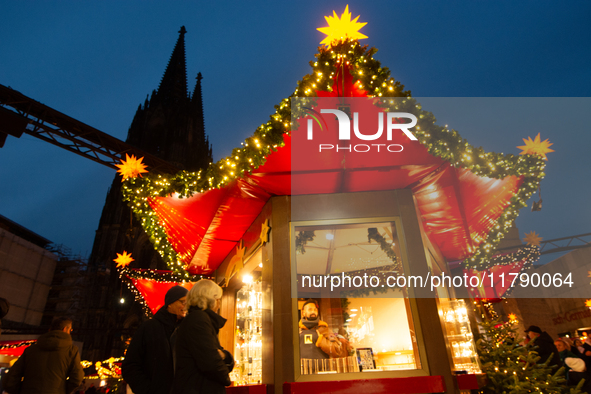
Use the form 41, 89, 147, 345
5, 289, 591, 393
1, 279, 232, 394
524, 324, 591, 390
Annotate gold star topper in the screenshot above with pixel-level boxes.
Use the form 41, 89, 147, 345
115, 154, 149, 181
259, 219, 271, 244
317, 5, 368, 47
586, 299, 591, 308
523, 231, 542, 247
517, 133, 554, 161
114, 251, 134, 268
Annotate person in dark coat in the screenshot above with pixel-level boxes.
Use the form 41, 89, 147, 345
122, 285, 188, 394
4, 316, 84, 394
525, 325, 561, 368
172, 279, 234, 394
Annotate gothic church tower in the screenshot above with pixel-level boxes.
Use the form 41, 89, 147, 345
80, 27, 212, 361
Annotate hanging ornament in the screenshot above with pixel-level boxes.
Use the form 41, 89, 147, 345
116, 154, 148, 181
114, 251, 134, 268
317, 5, 368, 46
517, 133, 554, 160
522, 231, 542, 247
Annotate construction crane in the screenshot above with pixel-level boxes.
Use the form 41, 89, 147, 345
0, 84, 179, 174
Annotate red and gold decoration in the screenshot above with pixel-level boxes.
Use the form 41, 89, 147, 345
120, 7, 548, 278
81, 357, 124, 380
517, 133, 554, 161
0, 340, 37, 357
114, 250, 134, 268
116, 154, 148, 181
117, 267, 204, 317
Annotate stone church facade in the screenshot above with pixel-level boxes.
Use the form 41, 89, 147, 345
78, 26, 212, 361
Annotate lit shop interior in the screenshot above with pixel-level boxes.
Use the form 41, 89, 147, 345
205, 191, 482, 393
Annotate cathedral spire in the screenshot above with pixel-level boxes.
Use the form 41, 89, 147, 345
192, 72, 205, 134
156, 26, 189, 106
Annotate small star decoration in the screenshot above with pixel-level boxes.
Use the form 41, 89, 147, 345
259, 219, 271, 244
508, 313, 517, 322
517, 133, 554, 161
586, 300, 591, 309
523, 231, 542, 247
115, 154, 148, 181
114, 251, 134, 268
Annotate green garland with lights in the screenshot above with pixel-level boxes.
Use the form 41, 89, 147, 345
118, 267, 207, 316
122, 38, 545, 276
295, 231, 316, 254
367, 227, 400, 272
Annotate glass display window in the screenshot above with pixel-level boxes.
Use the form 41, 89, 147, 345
292, 219, 422, 375
438, 299, 481, 374
229, 254, 263, 385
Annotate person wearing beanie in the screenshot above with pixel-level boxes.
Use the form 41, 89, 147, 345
524, 325, 561, 369
122, 285, 188, 394
298, 299, 350, 360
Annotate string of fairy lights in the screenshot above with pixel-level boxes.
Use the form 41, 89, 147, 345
118, 267, 207, 317
120, 36, 546, 276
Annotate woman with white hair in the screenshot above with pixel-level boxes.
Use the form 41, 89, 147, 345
172, 279, 234, 393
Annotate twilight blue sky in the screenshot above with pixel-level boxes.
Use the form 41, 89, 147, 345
0, 1, 590, 262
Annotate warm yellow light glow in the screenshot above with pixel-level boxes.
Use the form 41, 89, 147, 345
116, 154, 149, 181
317, 5, 367, 46
517, 133, 554, 160
114, 251, 134, 268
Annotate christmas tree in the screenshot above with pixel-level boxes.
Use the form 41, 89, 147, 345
476, 318, 585, 394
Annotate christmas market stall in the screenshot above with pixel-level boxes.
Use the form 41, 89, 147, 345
115, 7, 551, 394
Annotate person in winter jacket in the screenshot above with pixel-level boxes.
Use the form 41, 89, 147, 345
172, 279, 234, 394
525, 325, 561, 368
122, 285, 188, 394
298, 299, 350, 359
4, 316, 84, 394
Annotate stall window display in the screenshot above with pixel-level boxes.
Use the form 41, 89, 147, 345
230, 273, 263, 385
293, 220, 422, 374
438, 299, 481, 374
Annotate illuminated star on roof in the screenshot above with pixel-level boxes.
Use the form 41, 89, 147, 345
317, 5, 368, 46
517, 133, 554, 161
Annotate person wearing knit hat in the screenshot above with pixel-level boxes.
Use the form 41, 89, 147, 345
298, 299, 350, 360
122, 285, 189, 394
